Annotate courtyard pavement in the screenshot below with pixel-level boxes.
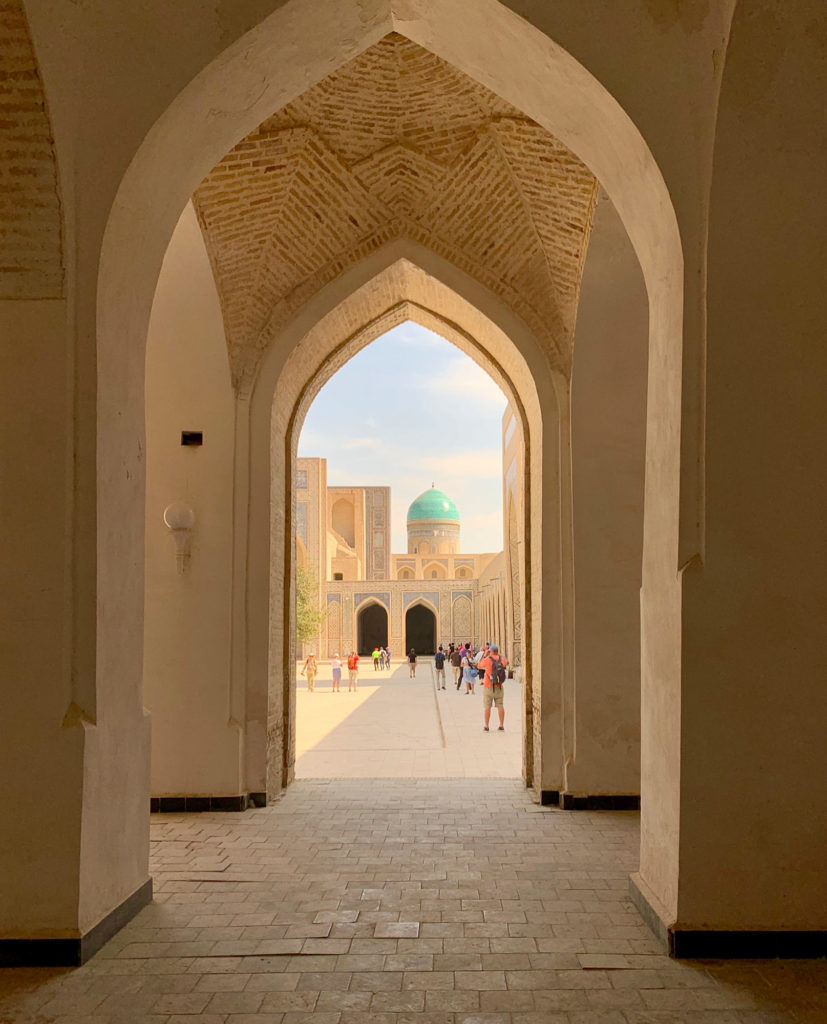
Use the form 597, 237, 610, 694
295, 660, 521, 778
1, 780, 825, 1022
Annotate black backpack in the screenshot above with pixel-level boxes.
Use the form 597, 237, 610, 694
434, 652, 445, 668
490, 656, 506, 685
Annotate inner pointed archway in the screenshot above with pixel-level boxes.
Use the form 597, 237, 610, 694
405, 603, 437, 656
358, 602, 388, 655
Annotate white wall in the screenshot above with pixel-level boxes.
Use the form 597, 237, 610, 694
144, 202, 242, 797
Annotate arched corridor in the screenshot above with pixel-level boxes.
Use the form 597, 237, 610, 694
2, 0, 826, 985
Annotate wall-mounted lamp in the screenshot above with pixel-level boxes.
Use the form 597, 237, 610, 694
163, 502, 195, 574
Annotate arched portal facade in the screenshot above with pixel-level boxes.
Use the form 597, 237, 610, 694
405, 602, 437, 656
357, 600, 389, 656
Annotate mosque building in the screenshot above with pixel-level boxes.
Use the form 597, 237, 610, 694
296, 409, 523, 660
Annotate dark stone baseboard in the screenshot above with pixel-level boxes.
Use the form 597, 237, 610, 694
0, 877, 152, 968
540, 790, 559, 806
150, 792, 267, 812
630, 873, 827, 959
560, 793, 640, 810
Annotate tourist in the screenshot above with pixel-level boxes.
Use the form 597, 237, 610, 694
450, 644, 463, 688
434, 645, 447, 689
479, 643, 509, 731
408, 648, 417, 677
372, 646, 381, 671
475, 642, 491, 686
384, 646, 391, 670
462, 650, 477, 695
347, 650, 359, 691
331, 652, 342, 693
301, 652, 317, 692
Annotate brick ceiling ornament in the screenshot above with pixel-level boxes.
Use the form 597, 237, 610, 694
194, 34, 599, 390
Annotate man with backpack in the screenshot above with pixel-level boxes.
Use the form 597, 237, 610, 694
449, 645, 463, 688
478, 644, 508, 731
347, 650, 360, 691
434, 645, 447, 689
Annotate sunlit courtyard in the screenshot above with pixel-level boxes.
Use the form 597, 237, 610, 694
295, 660, 521, 778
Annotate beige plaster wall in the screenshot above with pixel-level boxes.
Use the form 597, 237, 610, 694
677, 2, 827, 930
144, 202, 241, 797
567, 192, 648, 797
0, 298, 84, 934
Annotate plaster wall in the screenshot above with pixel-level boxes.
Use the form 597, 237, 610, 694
144, 203, 241, 797
677, 2, 827, 931
0, 298, 84, 934
567, 192, 647, 797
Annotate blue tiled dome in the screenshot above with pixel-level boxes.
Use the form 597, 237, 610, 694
407, 487, 459, 523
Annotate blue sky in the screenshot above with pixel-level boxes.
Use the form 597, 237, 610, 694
298, 322, 509, 553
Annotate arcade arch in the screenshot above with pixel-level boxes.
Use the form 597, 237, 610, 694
99, 0, 685, 951
260, 252, 543, 798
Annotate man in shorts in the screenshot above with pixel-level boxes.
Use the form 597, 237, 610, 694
478, 644, 508, 731
347, 650, 359, 691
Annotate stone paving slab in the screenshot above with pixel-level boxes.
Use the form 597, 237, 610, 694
295, 662, 521, 778
1, 779, 825, 1022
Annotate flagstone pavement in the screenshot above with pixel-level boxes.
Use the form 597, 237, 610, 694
2, 776, 825, 1023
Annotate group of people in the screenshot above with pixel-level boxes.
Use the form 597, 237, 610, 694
302, 649, 375, 693
370, 646, 392, 671
303, 641, 509, 731
435, 641, 510, 731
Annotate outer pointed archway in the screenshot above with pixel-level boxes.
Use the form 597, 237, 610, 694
95, 0, 687, 947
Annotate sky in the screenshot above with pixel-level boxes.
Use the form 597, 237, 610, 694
298, 322, 509, 553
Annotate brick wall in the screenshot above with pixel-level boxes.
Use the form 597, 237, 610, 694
0, 0, 62, 299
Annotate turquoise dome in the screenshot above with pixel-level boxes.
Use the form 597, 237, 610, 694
407, 487, 459, 524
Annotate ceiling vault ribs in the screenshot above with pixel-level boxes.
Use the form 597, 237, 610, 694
193, 33, 598, 391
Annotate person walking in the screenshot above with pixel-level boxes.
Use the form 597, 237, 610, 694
347, 650, 359, 691
384, 646, 392, 670
408, 648, 417, 677
372, 646, 381, 671
479, 643, 509, 731
301, 652, 317, 692
450, 645, 463, 689
331, 652, 342, 693
461, 651, 477, 695
434, 645, 447, 689
378, 647, 386, 670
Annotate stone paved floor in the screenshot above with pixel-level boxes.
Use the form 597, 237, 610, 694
1, 779, 825, 1023
295, 662, 521, 778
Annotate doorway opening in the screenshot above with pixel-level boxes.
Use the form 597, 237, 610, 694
358, 602, 388, 655
405, 603, 437, 655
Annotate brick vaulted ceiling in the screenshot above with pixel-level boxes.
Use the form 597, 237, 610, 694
193, 34, 599, 390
